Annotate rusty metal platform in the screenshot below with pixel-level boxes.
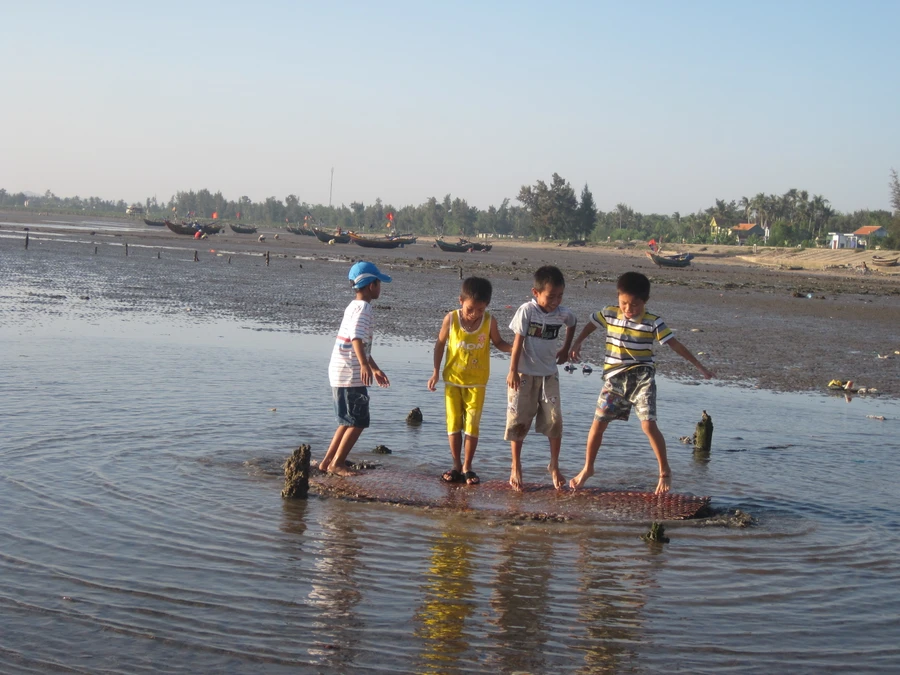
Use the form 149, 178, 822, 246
310, 469, 710, 522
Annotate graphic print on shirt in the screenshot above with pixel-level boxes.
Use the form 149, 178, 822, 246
526, 322, 561, 340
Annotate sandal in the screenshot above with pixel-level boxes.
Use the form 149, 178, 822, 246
464, 470, 480, 485
442, 469, 464, 483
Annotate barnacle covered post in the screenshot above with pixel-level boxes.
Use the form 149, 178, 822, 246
694, 410, 713, 455
282, 444, 311, 498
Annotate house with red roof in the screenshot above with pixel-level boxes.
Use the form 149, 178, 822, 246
730, 222, 765, 244
852, 225, 888, 247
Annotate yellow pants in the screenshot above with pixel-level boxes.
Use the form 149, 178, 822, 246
444, 384, 486, 437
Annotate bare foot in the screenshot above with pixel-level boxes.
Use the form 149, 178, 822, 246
568, 467, 593, 490
548, 464, 566, 490
317, 460, 330, 472
655, 472, 671, 494
509, 466, 523, 492
328, 464, 357, 477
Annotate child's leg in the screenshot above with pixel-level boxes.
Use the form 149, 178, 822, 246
569, 419, 610, 489
463, 435, 479, 484
533, 374, 564, 489
509, 440, 523, 491
319, 425, 348, 472
327, 426, 365, 476
446, 432, 463, 473
641, 420, 671, 494
547, 436, 565, 489
443, 385, 465, 480
461, 386, 485, 484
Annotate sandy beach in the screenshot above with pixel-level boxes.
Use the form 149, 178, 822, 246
2, 210, 899, 397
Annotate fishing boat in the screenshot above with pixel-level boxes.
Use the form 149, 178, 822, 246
313, 228, 351, 244
165, 220, 198, 235
435, 238, 492, 253
143, 218, 166, 227
165, 220, 222, 236
646, 251, 694, 267
389, 233, 417, 245
871, 255, 899, 267
286, 224, 315, 236
347, 232, 403, 249
229, 224, 258, 234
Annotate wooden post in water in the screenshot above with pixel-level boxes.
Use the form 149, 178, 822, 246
228, 256, 232, 264
94, 246, 98, 254
693, 410, 713, 455
125, 243, 128, 257
265, 251, 270, 267
193, 250, 199, 262
157, 251, 161, 259
25, 232, 29, 249
282, 445, 311, 498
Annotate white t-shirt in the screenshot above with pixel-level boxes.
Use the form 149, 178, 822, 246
509, 299, 577, 376
328, 300, 374, 387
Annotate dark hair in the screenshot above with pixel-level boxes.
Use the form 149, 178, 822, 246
533, 265, 565, 291
616, 271, 651, 301
460, 276, 492, 304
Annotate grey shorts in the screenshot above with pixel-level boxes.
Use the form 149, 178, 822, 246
333, 386, 370, 428
505, 373, 562, 441
595, 366, 657, 423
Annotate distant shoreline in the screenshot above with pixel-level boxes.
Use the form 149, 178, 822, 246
2, 209, 899, 397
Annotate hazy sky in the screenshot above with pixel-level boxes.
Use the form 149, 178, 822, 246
2, 0, 898, 214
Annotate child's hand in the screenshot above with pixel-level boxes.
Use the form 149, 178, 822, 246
373, 369, 390, 388
555, 348, 569, 365
360, 363, 373, 386
427, 372, 439, 391
570, 343, 582, 362
507, 370, 521, 391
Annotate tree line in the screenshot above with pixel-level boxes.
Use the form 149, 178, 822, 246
2, 171, 898, 249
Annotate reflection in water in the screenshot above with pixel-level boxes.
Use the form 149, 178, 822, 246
413, 519, 477, 674
573, 533, 652, 674
486, 527, 554, 674
304, 503, 364, 670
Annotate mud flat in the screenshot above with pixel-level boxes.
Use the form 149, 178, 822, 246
2, 210, 899, 396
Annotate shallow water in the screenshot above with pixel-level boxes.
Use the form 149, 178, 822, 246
1, 272, 899, 673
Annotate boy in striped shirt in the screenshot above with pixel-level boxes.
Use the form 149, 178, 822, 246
319, 261, 392, 476
569, 272, 714, 494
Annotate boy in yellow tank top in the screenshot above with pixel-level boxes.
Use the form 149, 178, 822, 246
427, 277, 512, 484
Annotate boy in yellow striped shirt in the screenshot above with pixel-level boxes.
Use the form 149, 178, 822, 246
569, 272, 714, 494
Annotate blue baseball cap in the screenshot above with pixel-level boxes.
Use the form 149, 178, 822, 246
348, 261, 392, 289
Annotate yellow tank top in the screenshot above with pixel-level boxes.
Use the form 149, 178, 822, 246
443, 310, 492, 386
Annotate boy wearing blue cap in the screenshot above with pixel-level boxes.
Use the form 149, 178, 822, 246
318, 261, 392, 476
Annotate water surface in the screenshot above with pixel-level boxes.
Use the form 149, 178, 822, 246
1, 278, 898, 674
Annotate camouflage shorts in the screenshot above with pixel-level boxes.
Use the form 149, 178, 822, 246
595, 366, 657, 422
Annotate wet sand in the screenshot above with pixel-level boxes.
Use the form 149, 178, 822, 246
2, 210, 899, 397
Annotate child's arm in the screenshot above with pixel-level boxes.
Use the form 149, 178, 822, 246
569, 322, 597, 362
427, 313, 453, 391
489, 316, 513, 354
666, 337, 715, 379
507, 333, 526, 390
556, 321, 577, 364
368, 355, 390, 387
352, 338, 373, 386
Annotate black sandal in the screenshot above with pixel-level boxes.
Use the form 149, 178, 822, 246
442, 469, 464, 483
464, 470, 480, 485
